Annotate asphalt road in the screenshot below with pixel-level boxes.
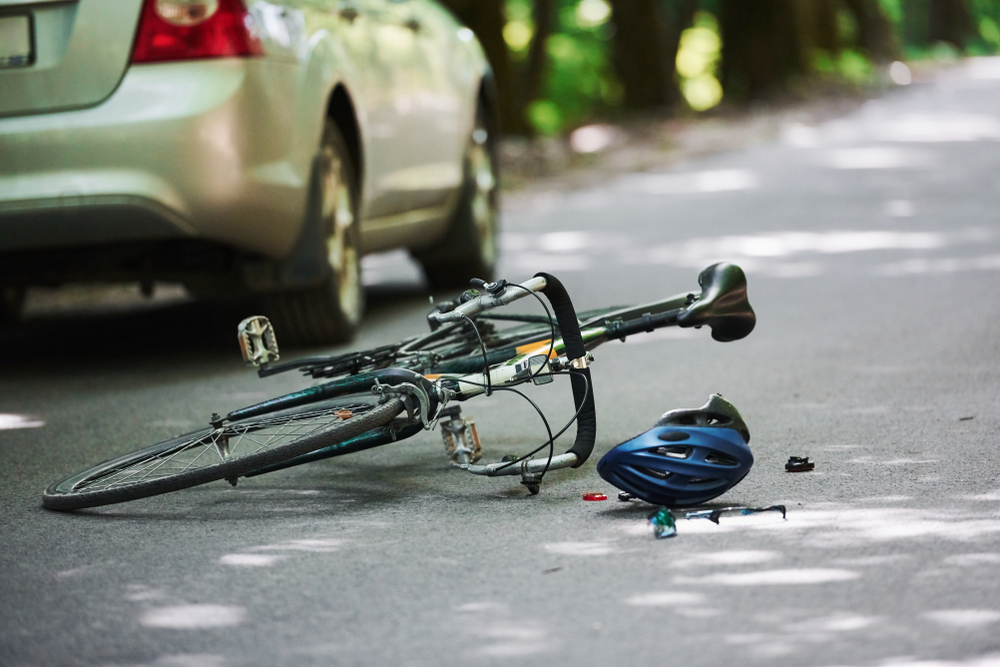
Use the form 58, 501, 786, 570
3, 59, 1000, 667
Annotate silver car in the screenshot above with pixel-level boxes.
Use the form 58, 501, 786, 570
0, 0, 499, 344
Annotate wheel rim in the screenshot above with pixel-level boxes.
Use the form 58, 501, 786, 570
55, 404, 375, 495
469, 125, 498, 268
322, 147, 362, 325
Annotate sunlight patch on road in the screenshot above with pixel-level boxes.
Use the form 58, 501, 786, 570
248, 539, 344, 553
819, 657, 1000, 667
943, 553, 1000, 567
826, 147, 928, 169
877, 113, 1000, 142
618, 169, 758, 195
140, 604, 246, 629
136, 654, 227, 667
218, 554, 286, 567
544, 541, 615, 556
624, 591, 707, 607
923, 609, 1000, 628
878, 254, 1000, 276
0, 414, 43, 430
454, 601, 508, 613
885, 199, 915, 217
966, 56, 1000, 79
674, 568, 861, 586
124, 585, 168, 602
639, 230, 946, 268
502, 228, 992, 279
670, 550, 782, 567
470, 621, 553, 657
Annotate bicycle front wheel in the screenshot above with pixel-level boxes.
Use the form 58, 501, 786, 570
42, 398, 406, 511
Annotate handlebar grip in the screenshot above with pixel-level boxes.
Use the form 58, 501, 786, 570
535, 273, 596, 466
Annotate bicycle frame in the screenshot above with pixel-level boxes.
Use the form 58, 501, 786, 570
236, 262, 756, 494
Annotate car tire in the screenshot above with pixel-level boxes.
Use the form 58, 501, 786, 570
263, 121, 363, 346
0, 286, 25, 326
416, 101, 499, 290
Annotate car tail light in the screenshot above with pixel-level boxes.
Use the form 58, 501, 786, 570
131, 0, 263, 63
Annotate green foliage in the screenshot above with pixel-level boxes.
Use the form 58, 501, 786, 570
839, 48, 874, 82
676, 12, 723, 111
811, 47, 874, 84
503, 0, 1000, 137
506, 0, 618, 135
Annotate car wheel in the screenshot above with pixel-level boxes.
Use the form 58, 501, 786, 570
416, 102, 499, 289
263, 121, 363, 346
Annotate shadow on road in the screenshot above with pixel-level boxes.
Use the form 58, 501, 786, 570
0, 282, 431, 375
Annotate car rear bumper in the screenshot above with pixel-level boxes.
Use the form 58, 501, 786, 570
0, 58, 310, 260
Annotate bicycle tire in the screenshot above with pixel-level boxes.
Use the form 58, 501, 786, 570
42, 398, 406, 511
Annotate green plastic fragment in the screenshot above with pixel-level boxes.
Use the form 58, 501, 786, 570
649, 507, 677, 539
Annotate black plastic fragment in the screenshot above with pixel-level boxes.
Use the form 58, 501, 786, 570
785, 456, 815, 472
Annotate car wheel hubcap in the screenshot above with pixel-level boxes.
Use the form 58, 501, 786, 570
322, 148, 361, 324
469, 126, 498, 267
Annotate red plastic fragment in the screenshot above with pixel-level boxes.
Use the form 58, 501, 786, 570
583, 492, 608, 501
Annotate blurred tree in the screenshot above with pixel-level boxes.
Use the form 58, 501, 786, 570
522, 0, 556, 108
607, 0, 696, 110
441, 0, 993, 135
801, 0, 841, 53
842, 0, 900, 61
718, 0, 807, 100
928, 0, 976, 47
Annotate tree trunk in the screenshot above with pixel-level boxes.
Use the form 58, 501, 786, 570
520, 0, 555, 112
797, 0, 840, 53
659, 0, 698, 108
608, 0, 673, 110
719, 0, 806, 101
842, 0, 900, 61
928, 0, 975, 48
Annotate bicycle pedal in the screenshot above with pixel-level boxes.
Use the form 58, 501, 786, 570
238, 316, 280, 368
438, 406, 482, 465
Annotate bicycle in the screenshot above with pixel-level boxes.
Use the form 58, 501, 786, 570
42, 262, 756, 511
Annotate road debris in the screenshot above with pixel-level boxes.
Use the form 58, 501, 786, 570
647, 504, 786, 539
648, 507, 677, 539
785, 456, 815, 472
683, 505, 787, 524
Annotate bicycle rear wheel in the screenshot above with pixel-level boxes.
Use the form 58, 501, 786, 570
42, 398, 406, 511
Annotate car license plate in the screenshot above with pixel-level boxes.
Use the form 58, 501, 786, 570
0, 15, 33, 68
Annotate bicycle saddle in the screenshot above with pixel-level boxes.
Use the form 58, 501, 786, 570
677, 263, 756, 342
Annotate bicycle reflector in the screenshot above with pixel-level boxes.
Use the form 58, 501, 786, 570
132, 0, 264, 63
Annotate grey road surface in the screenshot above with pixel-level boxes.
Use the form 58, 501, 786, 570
3, 59, 1000, 667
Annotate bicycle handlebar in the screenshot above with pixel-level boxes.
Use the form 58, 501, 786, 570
426, 276, 548, 325
457, 272, 597, 479
533, 272, 596, 467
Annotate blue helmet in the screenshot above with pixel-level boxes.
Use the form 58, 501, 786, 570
596, 394, 753, 507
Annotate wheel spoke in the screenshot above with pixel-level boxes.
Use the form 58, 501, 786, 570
73, 405, 372, 493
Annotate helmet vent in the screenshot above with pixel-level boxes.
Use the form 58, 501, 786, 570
704, 452, 739, 467
705, 412, 732, 426
653, 445, 691, 459
636, 466, 673, 480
